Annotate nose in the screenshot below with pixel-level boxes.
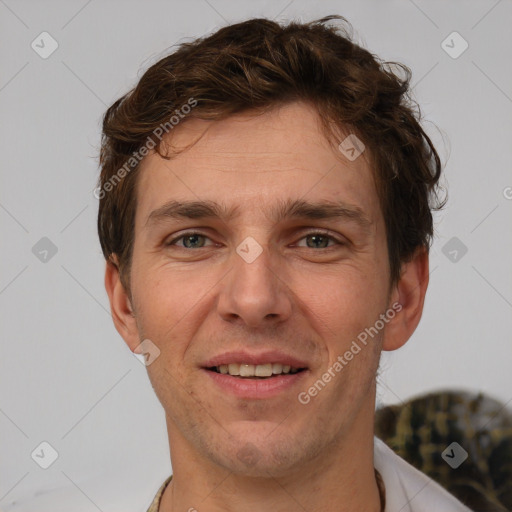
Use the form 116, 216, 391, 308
216, 244, 293, 329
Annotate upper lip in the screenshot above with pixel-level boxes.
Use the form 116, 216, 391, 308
202, 350, 309, 369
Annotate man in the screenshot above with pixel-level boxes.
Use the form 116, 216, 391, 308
98, 16, 472, 511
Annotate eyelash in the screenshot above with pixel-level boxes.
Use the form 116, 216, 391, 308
165, 230, 344, 249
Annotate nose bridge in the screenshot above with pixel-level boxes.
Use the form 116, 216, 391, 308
217, 240, 292, 326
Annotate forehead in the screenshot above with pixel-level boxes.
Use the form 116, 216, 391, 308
135, 102, 380, 227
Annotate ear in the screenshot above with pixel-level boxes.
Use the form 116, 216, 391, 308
382, 247, 429, 351
104, 257, 140, 352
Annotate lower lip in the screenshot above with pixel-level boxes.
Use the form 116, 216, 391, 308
203, 368, 308, 399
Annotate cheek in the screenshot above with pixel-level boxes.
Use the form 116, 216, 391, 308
131, 264, 193, 342
295, 266, 387, 344
130, 260, 222, 362
134, 253, 198, 307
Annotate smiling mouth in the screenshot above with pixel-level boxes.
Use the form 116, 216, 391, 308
207, 363, 307, 379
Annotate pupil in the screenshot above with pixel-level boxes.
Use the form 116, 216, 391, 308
308, 235, 328, 248
184, 235, 204, 248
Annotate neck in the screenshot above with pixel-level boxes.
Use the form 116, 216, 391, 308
159, 407, 381, 512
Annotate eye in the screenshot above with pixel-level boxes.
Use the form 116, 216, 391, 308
295, 231, 342, 249
166, 232, 214, 249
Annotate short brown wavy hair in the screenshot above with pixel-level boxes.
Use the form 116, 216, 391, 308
98, 15, 443, 290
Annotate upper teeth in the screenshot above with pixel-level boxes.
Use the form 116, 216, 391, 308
216, 363, 299, 377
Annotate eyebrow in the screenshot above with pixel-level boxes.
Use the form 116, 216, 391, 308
145, 198, 372, 232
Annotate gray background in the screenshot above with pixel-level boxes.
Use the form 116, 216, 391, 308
1, 0, 511, 510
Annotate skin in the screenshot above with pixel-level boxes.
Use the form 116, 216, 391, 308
105, 101, 429, 511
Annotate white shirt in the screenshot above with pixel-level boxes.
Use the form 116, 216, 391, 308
374, 437, 473, 511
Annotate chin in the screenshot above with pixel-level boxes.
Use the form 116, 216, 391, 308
208, 430, 310, 478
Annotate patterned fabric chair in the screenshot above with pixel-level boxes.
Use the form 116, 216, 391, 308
375, 391, 512, 512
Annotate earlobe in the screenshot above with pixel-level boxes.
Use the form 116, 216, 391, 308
104, 258, 140, 351
382, 247, 429, 351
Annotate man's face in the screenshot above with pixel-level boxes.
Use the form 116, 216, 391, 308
127, 102, 393, 475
